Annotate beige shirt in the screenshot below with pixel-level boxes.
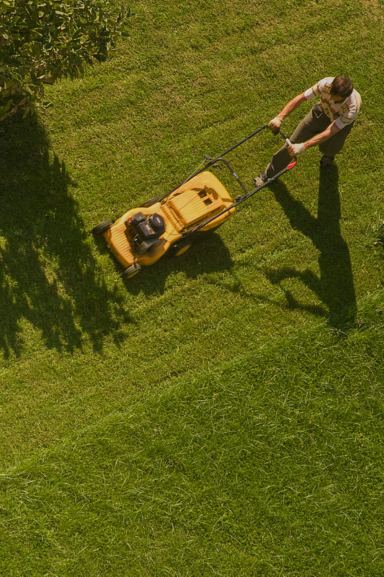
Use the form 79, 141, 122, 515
304, 77, 362, 130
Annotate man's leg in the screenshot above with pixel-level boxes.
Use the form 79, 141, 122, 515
319, 121, 354, 166
264, 104, 329, 179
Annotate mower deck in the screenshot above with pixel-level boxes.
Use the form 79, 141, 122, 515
102, 171, 235, 270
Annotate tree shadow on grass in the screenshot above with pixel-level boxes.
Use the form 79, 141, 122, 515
265, 165, 357, 330
0, 115, 131, 359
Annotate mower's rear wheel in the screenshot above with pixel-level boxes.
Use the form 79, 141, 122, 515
122, 263, 141, 279
171, 241, 192, 257
92, 220, 112, 235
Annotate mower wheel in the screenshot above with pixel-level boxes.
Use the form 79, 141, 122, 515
171, 241, 192, 257
122, 263, 141, 279
92, 220, 112, 235
140, 196, 161, 208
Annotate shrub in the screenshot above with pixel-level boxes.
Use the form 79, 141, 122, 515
0, 0, 129, 119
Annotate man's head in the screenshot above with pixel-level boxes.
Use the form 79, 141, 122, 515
330, 76, 354, 101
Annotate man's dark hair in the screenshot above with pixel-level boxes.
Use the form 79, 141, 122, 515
331, 76, 354, 99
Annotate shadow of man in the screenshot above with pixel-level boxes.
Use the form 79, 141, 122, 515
265, 165, 357, 330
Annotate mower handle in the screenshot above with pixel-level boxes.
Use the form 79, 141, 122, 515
195, 125, 294, 184
277, 128, 297, 161
182, 158, 297, 240
162, 123, 294, 203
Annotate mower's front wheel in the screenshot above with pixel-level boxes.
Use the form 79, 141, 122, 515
92, 220, 112, 235
122, 263, 141, 279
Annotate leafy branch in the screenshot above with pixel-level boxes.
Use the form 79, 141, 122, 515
0, 0, 130, 119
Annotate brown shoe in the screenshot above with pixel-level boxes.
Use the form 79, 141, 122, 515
254, 173, 268, 187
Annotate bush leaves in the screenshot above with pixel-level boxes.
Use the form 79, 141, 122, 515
0, 0, 130, 119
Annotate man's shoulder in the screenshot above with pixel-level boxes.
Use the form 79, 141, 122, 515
317, 77, 335, 94
348, 89, 362, 114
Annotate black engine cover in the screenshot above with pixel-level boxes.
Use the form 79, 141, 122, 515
148, 213, 166, 235
129, 212, 166, 241
136, 220, 159, 240
131, 212, 146, 226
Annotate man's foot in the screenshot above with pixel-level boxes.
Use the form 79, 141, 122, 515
320, 155, 334, 167
254, 173, 268, 187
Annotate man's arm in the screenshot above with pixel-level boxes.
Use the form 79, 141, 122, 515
303, 123, 339, 149
269, 93, 307, 132
288, 123, 339, 157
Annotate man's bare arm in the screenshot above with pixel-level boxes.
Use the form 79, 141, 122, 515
277, 94, 307, 120
288, 123, 339, 157
303, 123, 339, 149
269, 93, 307, 132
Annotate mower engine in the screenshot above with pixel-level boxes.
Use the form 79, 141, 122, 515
126, 211, 166, 255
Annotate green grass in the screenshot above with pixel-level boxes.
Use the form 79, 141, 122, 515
1, 0, 384, 574
1, 297, 384, 576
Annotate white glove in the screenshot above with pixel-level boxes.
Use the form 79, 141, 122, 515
268, 116, 283, 133
288, 143, 305, 157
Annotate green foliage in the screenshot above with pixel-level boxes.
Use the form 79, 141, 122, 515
0, 0, 129, 119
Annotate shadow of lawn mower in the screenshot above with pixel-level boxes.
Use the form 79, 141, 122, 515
92, 125, 296, 279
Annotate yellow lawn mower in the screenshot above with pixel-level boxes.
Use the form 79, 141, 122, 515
92, 126, 296, 279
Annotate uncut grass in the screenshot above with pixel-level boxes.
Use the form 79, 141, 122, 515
1, 294, 384, 576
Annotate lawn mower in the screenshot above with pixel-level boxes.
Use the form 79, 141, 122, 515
92, 125, 296, 278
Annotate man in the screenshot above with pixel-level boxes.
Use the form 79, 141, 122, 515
254, 76, 362, 186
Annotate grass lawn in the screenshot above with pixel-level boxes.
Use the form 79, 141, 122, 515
1, 0, 384, 575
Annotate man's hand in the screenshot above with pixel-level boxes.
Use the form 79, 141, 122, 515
288, 143, 305, 157
268, 116, 283, 133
